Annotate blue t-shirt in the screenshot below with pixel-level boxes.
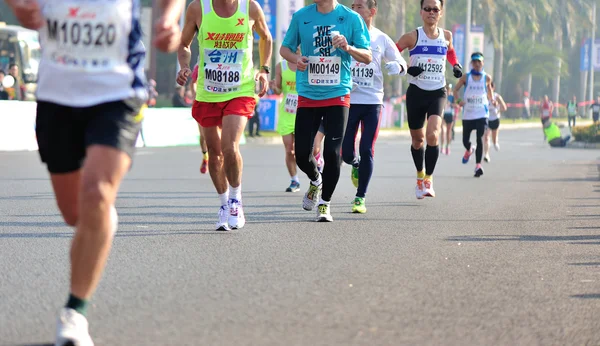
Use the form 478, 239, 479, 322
282, 4, 370, 100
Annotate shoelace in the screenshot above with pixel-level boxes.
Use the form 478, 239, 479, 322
318, 205, 328, 214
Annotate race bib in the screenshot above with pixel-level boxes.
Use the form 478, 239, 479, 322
416, 57, 444, 82
42, 1, 127, 71
542, 109, 550, 117
284, 93, 298, 114
465, 95, 485, 111
351, 62, 375, 87
308, 56, 341, 86
203, 49, 244, 93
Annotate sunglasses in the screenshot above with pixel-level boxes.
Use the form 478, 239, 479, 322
422, 7, 441, 13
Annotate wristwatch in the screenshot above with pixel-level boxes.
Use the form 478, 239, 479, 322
260, 65, 270, 74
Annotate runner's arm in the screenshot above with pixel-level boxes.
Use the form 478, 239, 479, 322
159, 0, 186, 25
177, 1, 201, 71
345, 14, 372, 64
280, 13, 303, 64
395, 31, 417, 55
270, 63, 283, 95
486, 75, 495, 103
497, 94, 508, 112
250, 1, 273, 72
453, 75, 467, 101
384, 35, 407, 75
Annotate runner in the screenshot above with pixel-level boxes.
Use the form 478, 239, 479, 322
280, 0, 371, 222
396, 0, 463, 198
589, 95, 600, 124
270, 56, 301, 192
483, 82, 507, 162
567, 95, 577, 128
343, 0, 407, 214
441, 83, 455, 155
191, 63, 209, 174
540, 94, 553, 124
453, 52, 495, 177
177, 0, 272, 230
6, 0, 184, 344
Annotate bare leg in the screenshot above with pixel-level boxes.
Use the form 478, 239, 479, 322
203, 125, 228, 194
70, 145, 131, 299
282, 134, 297, 177
220, 115, 248, 188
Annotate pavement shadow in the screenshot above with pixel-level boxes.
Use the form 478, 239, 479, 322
0, 229, 235, 239
446, 234, 600, 242
567, 262, 600, 266
570, 294, 600, 299
16, 343, 53, 346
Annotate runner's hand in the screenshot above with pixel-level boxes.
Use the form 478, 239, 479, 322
256, 71, 269, 97
407, 66, 424, 77
459, 100, 466, 107
384, 61, 402, 76
332, 34, 349, 51
453, 64, 463, 78
296, 56, 309, 72
9, 0, 43, 30
176, 67, 191, 86
153, 15, 181, 53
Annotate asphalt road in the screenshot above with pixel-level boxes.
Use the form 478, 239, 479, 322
1, 128, 600, 346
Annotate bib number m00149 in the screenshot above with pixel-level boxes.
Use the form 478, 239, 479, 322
308, 56, 341, 86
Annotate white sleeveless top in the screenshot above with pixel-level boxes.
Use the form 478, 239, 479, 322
36, 0, 148, 107
408, 27, 447, 91
488, 92, 501, 121
462, 72, 489, 120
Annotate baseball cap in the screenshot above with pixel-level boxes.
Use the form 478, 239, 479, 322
471, 53, 484, 61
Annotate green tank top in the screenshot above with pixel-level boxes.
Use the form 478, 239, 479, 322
544, 123, 561, 142
567, 101, 577, 115
279, 61, 298, 116
196, 0, 254, 102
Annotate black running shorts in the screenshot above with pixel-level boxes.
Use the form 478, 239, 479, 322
36, 98, 144, 174
488, 119, 500, 130
406, 84, 447, 130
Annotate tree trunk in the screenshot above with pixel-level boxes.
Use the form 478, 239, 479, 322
525, 31, 534, 96
551, 30, 562, 116
495, 20, 504, 95
393, 0, 405, 97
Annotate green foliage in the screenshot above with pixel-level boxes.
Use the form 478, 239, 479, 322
572, 123, 600, 143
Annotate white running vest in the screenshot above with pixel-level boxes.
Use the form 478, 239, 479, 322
408, 26, 447, 91
37, 0, 148, 107
350, 27, 406, 105
488, 92, 501, 121
462, 72, 489, 120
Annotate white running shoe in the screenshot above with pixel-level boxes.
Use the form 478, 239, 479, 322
494, 142, 500, 151
216, 205, 231, 231
55, 308, 94, 346
228, 199, 245, 229
415, 179, 425, 200
484, 154, 491, 163
303, 183, 322, 211
423, 178, 435, 198
316, 203, 333, 222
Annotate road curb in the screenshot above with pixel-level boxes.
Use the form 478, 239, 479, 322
567, 141, 600, 149
244, 121, 594, 145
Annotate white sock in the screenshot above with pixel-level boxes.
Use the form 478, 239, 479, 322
291, 175, 299, 183
312, 174, 322, 186
319, 198, 330, 206
110, 205, 118, 236
229, 184, 241, 201
219, 190, 229, 206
